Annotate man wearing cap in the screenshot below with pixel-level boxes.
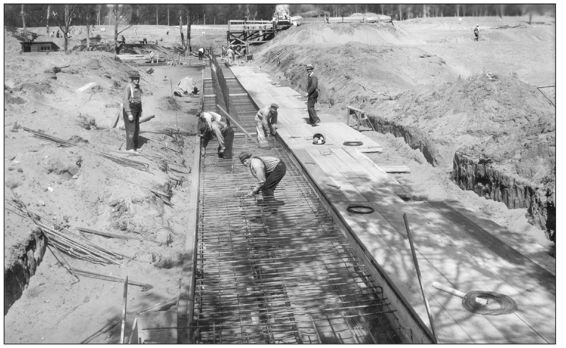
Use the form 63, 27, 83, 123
123, 70, 143, 152
197, 110, 234, 159
306, 64, 320, 126
239, 152, 286, 205
255, 103, 279, 146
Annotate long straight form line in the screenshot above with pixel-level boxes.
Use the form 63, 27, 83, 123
198, 257, 369, 272
198, 243, 355, 256
193, 310, 395, 327
198, 253, 359, 265
196, 279, 375, 292
195, 297, 390, 310
194, 283, 385, 300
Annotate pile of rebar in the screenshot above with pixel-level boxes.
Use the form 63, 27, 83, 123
8, 198, 125, 265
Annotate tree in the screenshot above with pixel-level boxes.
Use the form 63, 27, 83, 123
46, 5, 51, 34
51, 4, 79, 53
20, 4, 26, 30
107, 4, 132, 58
78, 5, 97, 50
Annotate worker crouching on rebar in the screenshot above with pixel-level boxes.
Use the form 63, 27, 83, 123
123, 70, 143, 153
239, 152, 286, 206
255, 103, 279, 147
197, 111, 234, 159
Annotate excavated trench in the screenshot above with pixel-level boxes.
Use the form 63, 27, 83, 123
366, 114, 554, 242
186, 61, 432, 344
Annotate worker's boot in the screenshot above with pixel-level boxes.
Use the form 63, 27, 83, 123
263, 191, 284, 207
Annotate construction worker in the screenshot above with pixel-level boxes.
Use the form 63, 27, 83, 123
123, 70, 143, 152
239, 152, 286, 205
306, 64, 320, 126
198, 47, 205, 60
255, 103, 279, 146
197, 111, 234, 159
474, 24, 479, 41
227, 46, 235, 65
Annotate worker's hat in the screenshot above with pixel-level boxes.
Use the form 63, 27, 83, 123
128, 70, 140, 79
270, 103, 279, 109
312, 133, 326, 145
306, 64, 314, 71
239, 152, 252, 164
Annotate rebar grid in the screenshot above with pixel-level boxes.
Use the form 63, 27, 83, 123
192, 67, 403, 344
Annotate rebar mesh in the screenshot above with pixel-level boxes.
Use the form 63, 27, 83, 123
192, 68, 405, 344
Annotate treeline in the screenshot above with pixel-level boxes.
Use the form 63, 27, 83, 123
4, 3, 555, 28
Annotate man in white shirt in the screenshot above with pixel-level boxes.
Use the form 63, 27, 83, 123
197, 111, 234, 159
255, 103, 279, 146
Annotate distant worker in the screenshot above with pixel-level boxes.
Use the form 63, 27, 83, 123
325, 13, 330, 24
120, 35, 126, 44
255, 103, 279, 146
198, 47, 204, 60
474, 24, 479, 41
197, 111, 234, 159
239, 152, 287, 205
123, 70, 143, 153
221, 45, 227, 59
227, 46, 235, 65
306, 64, 320, 126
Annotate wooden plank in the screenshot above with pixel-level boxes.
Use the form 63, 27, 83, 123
292, 149, 351, 203
177, 136, 201, 343
304, 147, 367, 202
381, 165, 411, 173
138, 310, 177, 344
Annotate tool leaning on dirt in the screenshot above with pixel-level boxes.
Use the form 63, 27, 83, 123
197, 110, 234, 159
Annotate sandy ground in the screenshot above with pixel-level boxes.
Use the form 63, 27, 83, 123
3, 15, 555, 343
4, 25, 205, 342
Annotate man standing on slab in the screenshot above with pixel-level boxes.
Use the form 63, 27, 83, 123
306, 64, 320, 126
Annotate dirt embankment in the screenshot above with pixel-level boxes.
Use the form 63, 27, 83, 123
4, 26, 201, 341
253, 18, 555, 240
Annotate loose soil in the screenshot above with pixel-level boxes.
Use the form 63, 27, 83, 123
3, 15, 555, 343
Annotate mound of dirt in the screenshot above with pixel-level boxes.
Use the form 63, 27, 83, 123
253, 18, 555, 240
4, 26, 201, 342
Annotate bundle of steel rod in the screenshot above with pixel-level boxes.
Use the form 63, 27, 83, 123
8, 199, 124, 265
22, 126, 150, 172
99, 152, 149, 172
22, 126, 74, 147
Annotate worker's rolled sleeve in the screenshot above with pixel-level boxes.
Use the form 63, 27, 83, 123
250, 158, 266, 193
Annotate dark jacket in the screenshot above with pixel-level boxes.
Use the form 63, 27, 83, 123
307, 73, 319, 97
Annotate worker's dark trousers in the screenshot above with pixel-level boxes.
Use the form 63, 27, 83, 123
307, 94, 320, 124
123, 104, 141, 150
219, 127, 234, 159
261, 161, 287, 199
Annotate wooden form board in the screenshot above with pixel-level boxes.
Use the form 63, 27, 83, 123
230, 65, 555, 343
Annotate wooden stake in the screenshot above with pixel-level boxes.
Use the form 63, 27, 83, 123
403, 213, 437, 343
120, 276, 128, 344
